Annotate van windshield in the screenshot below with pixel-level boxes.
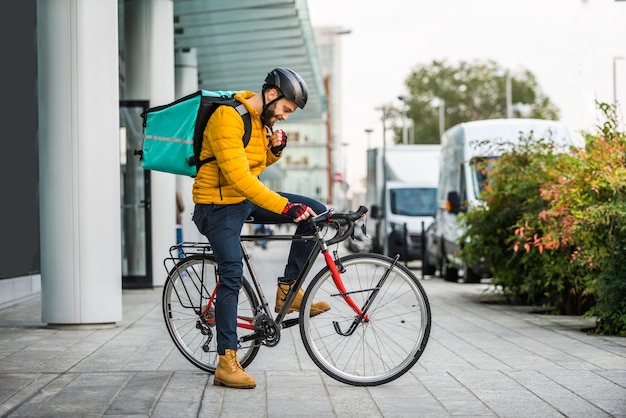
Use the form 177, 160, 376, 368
389, 188, 437, 216
470, 156, 499, 198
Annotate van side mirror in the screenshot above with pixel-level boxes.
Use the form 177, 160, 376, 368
445, 191, 461, 215
370, 204, 381, 219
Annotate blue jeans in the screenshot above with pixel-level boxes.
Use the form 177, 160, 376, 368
193, 192, 326, 352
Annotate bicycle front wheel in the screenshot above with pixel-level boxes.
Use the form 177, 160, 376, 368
162, 254, 260, 373
300, 253, 431, 386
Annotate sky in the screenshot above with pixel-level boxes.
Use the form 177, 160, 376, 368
306, 0, 626, 194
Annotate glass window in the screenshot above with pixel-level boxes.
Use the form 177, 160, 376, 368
389, 188, 438, 216
470, 156, 498, 199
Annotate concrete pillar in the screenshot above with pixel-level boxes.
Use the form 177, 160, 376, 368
124, 0, 175, 286
175, 48, 199, 99
37, 0, 122, 324
175, 47, 203, 244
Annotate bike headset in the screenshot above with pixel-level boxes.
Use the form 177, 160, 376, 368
261, 67, 309, 120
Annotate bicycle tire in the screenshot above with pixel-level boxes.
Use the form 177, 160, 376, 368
299, 253, 431, 386
162, 254, 261, 373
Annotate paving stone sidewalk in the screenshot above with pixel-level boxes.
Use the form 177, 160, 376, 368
1, 241, 625, 417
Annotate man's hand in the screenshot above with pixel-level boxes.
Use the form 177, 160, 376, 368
269, 129, 287, 156
282, 202, 316, 222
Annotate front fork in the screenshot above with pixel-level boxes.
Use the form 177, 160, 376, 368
327, 249, 400, 336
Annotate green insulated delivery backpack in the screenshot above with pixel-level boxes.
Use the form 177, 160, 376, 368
137, 90, 252, 177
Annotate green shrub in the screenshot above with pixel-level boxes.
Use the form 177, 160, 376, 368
461, 104, 626, 335
461, 132, 582, 310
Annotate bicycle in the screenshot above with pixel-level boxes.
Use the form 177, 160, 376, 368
162, 206, 431, 386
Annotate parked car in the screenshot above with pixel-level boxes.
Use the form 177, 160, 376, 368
422, 220, 441, 276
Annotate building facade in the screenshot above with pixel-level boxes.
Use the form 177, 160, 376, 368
0, 0, 340, 323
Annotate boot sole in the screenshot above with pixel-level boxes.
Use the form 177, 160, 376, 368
214, 379, 256, 389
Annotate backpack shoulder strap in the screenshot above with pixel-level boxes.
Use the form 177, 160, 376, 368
196, 100, 251, 168
233, 102, 252, 148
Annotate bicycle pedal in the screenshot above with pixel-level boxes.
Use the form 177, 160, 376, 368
282, 318, 299, 329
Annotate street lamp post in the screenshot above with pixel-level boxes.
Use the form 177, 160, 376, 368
505, 72, 513, 118
365, 128, 373, 150
493, 69, 513, 118
430, 97, 445, 140
614, 56, 625, 104
398, 95, 409, 144
381, 107, 388, 256
340, 141, 349, 209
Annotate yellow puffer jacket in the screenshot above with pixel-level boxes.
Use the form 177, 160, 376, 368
192, 91, 288, 214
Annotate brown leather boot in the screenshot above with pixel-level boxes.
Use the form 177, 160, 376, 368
214, 349, 256, 389
275, 282, 330, 316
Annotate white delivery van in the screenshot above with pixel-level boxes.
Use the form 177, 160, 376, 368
427, 118, 575, 282
365, 144, 440, 261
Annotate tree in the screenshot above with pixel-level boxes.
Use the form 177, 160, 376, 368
392, 59, 560, 144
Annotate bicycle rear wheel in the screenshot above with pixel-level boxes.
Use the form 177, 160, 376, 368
162, 254, 260, 373
299, 253, 431, 386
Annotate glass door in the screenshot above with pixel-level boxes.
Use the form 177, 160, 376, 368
119, 100, 152, 288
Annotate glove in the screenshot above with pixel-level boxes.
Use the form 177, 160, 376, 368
270, 129, 288, 156
282, 202, 308, 219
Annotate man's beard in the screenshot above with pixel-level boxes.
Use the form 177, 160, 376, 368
261, 102, 278, 128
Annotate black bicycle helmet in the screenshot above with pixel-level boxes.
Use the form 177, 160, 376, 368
263, 67, 308, 109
